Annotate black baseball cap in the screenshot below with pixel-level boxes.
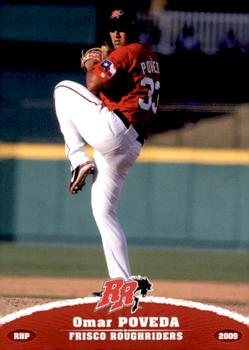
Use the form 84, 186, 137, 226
107, 9, 134, 32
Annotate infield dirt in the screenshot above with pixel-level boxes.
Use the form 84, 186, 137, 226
1, 276, 248, 317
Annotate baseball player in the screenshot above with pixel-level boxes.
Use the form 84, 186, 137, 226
54, 9, 160, 281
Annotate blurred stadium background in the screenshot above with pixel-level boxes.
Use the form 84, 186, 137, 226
0, 0, 249, 284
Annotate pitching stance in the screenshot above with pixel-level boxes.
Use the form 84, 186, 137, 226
54, 9, 160, 282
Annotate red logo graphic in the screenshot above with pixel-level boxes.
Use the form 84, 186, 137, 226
110, 10, 124, 19
95, 277, 152, 313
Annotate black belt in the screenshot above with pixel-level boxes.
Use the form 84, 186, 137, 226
114, 110, 144, 145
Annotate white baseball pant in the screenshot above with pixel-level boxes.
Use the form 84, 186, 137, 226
54, 80, 142, 279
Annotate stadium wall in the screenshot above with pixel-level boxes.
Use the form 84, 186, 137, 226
0, 144, 249, 249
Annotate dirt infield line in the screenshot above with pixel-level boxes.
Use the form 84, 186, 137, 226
0, 277, 248, 318
1, 276, 248, 302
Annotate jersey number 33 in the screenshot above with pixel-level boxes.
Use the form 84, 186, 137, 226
139, 77, 160, 114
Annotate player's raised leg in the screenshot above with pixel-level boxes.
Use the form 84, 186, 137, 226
54, 81, 96, 192
54, 80, 136, 193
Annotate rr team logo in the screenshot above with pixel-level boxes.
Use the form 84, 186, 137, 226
95, 276, 152, 313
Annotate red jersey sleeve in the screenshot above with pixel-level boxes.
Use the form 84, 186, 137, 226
93, 46, 132, 86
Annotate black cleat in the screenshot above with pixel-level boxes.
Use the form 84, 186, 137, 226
68, 161, 95, 194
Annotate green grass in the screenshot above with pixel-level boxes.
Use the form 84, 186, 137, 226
0, 243, 248, 282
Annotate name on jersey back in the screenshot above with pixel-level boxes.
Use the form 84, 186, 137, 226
141, 59, 160, 75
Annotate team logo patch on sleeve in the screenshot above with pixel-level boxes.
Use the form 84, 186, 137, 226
101, 59, 117, 77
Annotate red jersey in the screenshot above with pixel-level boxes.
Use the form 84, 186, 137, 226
93, 43, 160, 137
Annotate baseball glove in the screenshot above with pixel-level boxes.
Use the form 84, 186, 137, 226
80, 45, 110, 70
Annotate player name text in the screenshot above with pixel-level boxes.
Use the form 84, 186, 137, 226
73, 316, 180, 328
141, 60, 160, 75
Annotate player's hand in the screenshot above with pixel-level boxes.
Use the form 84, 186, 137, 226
81, 45, 111, 71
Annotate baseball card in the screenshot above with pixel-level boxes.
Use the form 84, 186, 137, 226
1, 1, 249, 349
